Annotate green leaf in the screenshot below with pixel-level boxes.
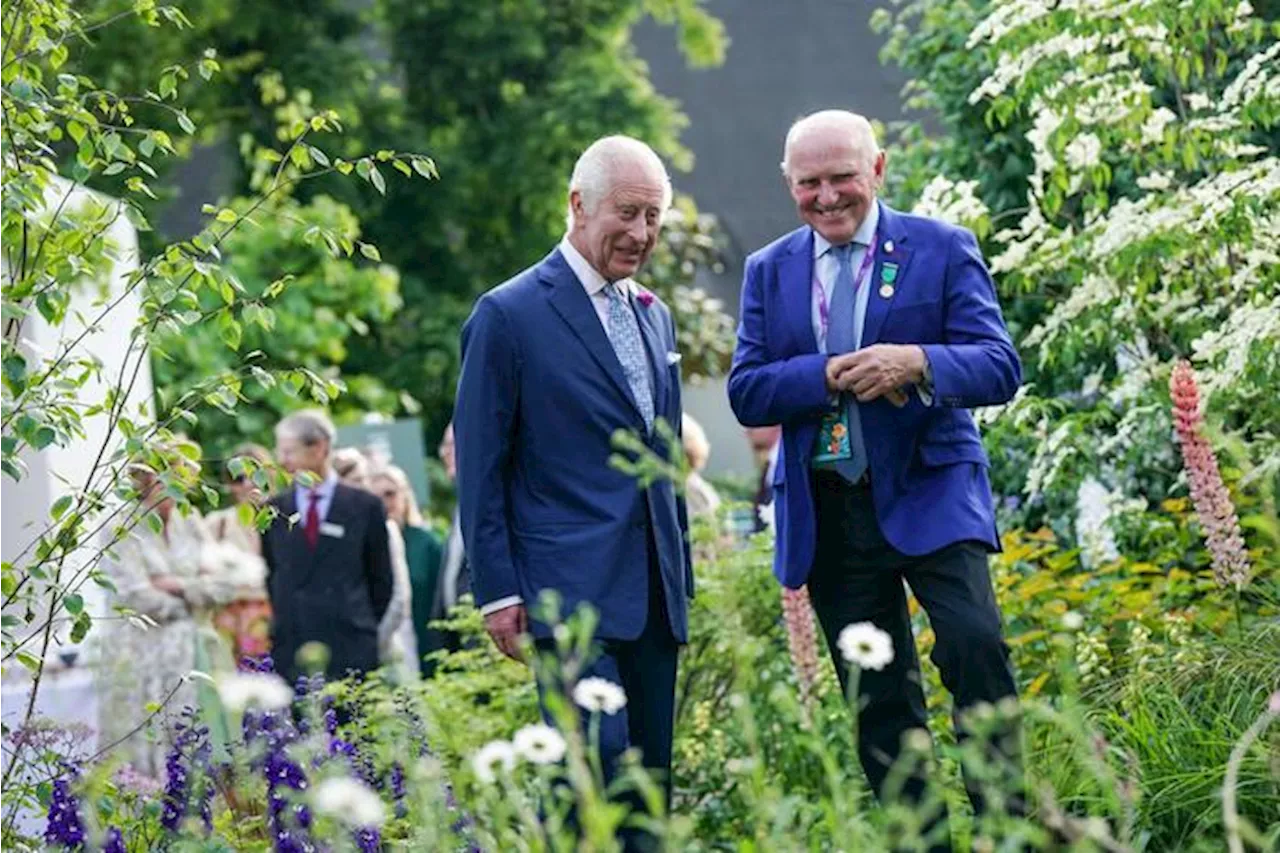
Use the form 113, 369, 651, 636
50, 495, 73, 520
358, 242, 382, 262
411, 158, 437, 179
392, 159, 413, 177
215, 208, 238, 223
177, 112, 196, 134
64, 593, 84, 615
33, 427, 57, 450
369, 165, 386, 195
70, 612, 92, 644
335, 160, 353, 176
16, 652, 41, 672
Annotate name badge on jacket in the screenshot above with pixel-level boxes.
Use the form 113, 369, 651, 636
319, 522, 345, 539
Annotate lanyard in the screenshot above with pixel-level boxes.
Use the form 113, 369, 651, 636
814, 231, 878, 342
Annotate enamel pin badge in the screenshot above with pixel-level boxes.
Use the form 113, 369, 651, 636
880, 261, 899, 298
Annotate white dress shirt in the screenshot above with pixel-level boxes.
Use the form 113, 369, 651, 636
293, 468, 339, 521
810, 203, 880, 352
559, 237, 637, 332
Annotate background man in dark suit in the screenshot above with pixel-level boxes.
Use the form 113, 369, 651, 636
263, 409, 394, 684
454, 135, 692, 846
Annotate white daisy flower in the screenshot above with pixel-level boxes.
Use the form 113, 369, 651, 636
312, 776, 386, 828
216, 671, 293, 713
512, 723, 567, 765
1062, 611, 1085, 631
572, 677, 627, 715
836, 622, 894, 671
471, 739, 518, 783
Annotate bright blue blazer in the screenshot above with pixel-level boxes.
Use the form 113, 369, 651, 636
454, 249, 693, 642
728, 202, 1021, 588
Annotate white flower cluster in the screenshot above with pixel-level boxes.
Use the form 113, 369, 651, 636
1074, 476, 1147, 567
912, 175, 990, 230
312, 776, 386, 828
216, 671, 293, 713
970, 33, 1102, 104
1223, 41, 1280, 108
572, 676, 628, 715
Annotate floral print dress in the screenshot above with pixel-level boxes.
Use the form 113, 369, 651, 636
95, 512, 237, 779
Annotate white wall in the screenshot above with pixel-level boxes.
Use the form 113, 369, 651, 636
2, 178, 149, 666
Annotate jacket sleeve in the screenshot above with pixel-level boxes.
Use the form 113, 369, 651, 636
453, 295, 522, 611
668, 308, 694, 599
919, 227, 1022, 408
727, 254, 832, 427
364, 499, 395, 623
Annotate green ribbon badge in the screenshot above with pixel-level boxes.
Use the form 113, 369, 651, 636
881, 262, 899, 284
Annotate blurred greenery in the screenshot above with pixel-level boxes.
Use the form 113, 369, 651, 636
62, 0, 731, 453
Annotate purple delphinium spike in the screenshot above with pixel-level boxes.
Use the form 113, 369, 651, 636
44, 764, 86, 849
353, 827, 381, 852
102, 827, 126, 853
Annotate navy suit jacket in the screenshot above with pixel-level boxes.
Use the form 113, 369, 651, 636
728, 202, 1021, 588
454, 249, 693, 643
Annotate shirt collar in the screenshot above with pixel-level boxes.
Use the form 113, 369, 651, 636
297, 468, 338, 496
559, 236, 634, 298
813, 201, 881, 259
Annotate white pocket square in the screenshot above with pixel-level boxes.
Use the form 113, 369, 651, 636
666, 351, 682, 365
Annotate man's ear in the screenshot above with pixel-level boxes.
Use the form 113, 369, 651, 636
569, 189, 584, 228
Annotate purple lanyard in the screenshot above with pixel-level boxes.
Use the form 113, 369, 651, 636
814, 231, 878, 339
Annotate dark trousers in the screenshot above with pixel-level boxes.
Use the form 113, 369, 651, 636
536, 532, 679, 851
807, 470, 1022, 851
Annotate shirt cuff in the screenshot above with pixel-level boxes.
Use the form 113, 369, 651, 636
479, 595, 523, 616
916, 349, 935, 406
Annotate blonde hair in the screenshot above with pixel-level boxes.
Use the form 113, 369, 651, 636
371, 464, 424, 527
681, 413, 711, 472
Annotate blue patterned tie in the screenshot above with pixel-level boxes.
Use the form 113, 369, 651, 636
604, 283, 655, 432
825, 244, 868, 483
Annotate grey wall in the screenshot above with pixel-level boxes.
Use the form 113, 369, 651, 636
633, 0, 910, 313
634, 1, 910, 475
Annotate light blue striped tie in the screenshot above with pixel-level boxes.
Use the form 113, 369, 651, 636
825, 243, 868, 483
604, 283, 655, 432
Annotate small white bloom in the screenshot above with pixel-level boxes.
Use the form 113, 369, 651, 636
1136, 172, 1173, 191
572, 677, 628, 715
1062, 611, 1085, 631
756, 501, 776, 532
216, 672, 293, 713
471, 740, 518, 783
312, 776, 386, 828
1185, 93, 1211, 112
512, 723, 567, 765
1064, 133, 1103, 170
836, 622, 894, 671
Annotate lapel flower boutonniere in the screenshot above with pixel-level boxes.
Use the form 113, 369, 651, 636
635, 289, 655, 308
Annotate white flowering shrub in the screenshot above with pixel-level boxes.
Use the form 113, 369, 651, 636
976, 2, 1279, 502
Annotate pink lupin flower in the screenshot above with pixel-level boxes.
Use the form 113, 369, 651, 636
1169, 361, 1252, 589
781, 585, 820, 709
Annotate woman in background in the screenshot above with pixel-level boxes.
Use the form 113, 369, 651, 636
205, 443, 273, 664
370, 464, 452, 676
333, 447, 417, 679
682, 413, 722, 519
98, 453, 237, 778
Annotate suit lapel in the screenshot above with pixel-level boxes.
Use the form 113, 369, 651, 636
778, 228, 818, 353
541, 251, 646, 422
861, 202, 914, 347
632, 290, 669, 421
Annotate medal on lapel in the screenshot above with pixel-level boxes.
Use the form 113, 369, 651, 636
879, 261, 899, 298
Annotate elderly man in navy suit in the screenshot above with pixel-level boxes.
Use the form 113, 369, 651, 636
728, 111, 1024, 850
453, 135, 692, 844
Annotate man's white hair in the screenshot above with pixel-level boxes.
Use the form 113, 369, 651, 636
780, 110, 881, 177
565, 135, 673, 229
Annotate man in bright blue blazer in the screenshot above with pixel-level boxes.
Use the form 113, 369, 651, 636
728, 111, 1022, 850
454, 135, 691, 846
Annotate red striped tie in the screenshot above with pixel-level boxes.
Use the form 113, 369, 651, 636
304, 489, 320, 548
